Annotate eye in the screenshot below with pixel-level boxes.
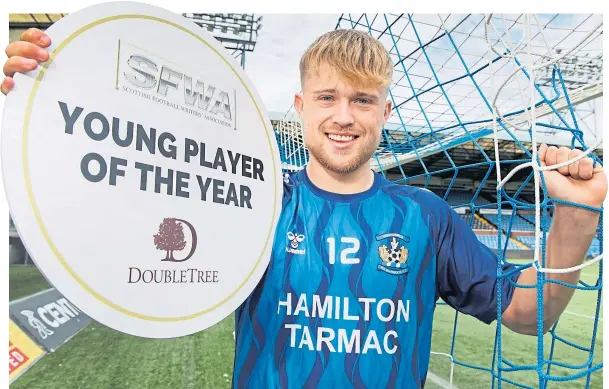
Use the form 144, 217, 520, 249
355, 98, 372, 104
319, 95, 333, 101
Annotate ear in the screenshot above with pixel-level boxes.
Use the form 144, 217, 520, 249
383, 99, 392, 122
294, 92, 304, 117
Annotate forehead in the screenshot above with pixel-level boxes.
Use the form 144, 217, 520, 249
303, 65, 384, 97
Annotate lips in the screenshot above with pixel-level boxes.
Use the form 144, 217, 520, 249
325, 131, 360, 144
324, 132, 359, 151
327, 133, 356, 141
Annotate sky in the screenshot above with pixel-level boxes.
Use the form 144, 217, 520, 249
240, 14, 340, 115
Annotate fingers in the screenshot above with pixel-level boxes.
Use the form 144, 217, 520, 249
3, 41, 48, 79
538, 143, 548, 166
1, 28, 51, 95
1, 76, 15, 95
579, 155, 594, 180
3, 56, 39, 78
556, 147, 570, 176
568, 148, 581, 179
544, 145, 558, 169
19, 28, 51, 48
538, 144, 598, 180
5, 41, 49, 64
0, 28, 51, 95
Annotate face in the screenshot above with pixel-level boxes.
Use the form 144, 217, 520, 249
294, 65, 391, 175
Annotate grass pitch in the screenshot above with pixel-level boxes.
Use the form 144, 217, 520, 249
427, 261, 603, 389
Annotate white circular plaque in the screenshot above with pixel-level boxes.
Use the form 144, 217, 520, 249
2, 2, 282, 338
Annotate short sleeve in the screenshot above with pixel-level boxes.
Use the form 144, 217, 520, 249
429, 196, 522, 324
282, 172, 296, 208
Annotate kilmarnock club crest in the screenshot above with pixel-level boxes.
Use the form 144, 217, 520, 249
376, 233, 410, 275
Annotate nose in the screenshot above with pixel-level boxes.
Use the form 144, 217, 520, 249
332, 99, 355, 128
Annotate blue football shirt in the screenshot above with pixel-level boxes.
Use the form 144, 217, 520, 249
232, 169, 520, 388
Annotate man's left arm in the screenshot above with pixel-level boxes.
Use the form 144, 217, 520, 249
502, 144, 607, 335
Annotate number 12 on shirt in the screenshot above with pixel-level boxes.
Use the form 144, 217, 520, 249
326, 237, 360, 265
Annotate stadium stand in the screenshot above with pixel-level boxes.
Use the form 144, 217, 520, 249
519, 214, 553, 228
515, 235, 536, 249
476, 234, 523, 251
517, 235, 601, 258
433, 190, 492, 207
483, 214, 535, 231
443, 190, 472, 206
474, 195, 492, 207
460, 213, 497, 230
460, 213, 473, 226
472, 216, 493, 230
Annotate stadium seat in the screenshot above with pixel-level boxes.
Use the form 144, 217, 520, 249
483, 214, 535, 232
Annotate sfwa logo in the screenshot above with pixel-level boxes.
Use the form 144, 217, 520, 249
117, 40, 236, 130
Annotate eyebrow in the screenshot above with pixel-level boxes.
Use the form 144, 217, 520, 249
312, 88, 337, 94
312, 89, 379, 101
355, 93, 379, 101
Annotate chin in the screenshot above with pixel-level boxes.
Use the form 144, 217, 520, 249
316, 153, 368, 174
306, 136, 378, 175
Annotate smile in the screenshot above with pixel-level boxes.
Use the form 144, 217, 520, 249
326, 133, 359, 142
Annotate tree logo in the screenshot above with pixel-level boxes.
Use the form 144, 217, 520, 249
153, 218, 198, 262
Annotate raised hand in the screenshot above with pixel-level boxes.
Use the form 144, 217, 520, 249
2, 28, 51, 95
538, 143, 607, 209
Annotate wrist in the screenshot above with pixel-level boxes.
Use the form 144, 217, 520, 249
553, 203, 601, 219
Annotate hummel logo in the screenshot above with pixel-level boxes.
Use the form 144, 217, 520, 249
286, 232, 305, 255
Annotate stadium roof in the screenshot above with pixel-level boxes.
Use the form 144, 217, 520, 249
9, 14, 67, 29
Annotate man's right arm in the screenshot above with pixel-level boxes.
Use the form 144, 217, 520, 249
2, 28, 51, 95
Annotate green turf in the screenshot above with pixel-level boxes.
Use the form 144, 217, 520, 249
9, 262, 603, 388
10, 319, 236, 389
428, 261, 603, 388
9, 265, 52, 301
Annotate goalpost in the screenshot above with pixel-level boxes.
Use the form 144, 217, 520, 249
275, 13, 603, 389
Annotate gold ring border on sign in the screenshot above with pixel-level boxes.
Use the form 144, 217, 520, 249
22, 14, 278, 322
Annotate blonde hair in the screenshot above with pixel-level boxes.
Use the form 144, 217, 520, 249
300, 29, 393, 90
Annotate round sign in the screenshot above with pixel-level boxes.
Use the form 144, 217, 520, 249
2, 2, 282, 338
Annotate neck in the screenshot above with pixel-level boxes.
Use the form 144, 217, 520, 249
306, 158, 374, 194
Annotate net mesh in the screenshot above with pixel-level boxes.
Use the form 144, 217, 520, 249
274, 13, 603, 389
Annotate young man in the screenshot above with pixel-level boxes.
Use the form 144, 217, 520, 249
3, 29, 606, 388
